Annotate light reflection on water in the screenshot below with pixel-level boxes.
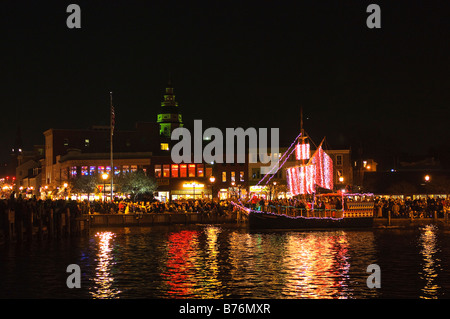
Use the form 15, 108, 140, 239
419, 225, 442, 299
90, 231, 121, 299
2, 224, 450, 298
86, 227, 380, 299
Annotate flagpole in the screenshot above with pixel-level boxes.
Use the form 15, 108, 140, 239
110, 91, 114, 202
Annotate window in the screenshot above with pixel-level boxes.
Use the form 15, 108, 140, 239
205, 167, 212, 178
154, 165, 161, 178
336, 155, 343, 166
81, 166, 88, 176
163, 165, 170, 178
123, 165, 130, 173
171, 164, 179, 178
70, 166, 77, 177
180, 164, 187, 177
197, 164, 204, 177
106, 166, 111, 174
98, 166, 105, 174
188, 164, 196, 177
64, 138, 69, 147
252, 168, 260, 179
160, 143, 169, 151
222, 171, 227, 182
231, 171, 236, 182
240, 171, 245, 182
131, 165, 137, 172
114, 167, 120, 175
84, 139, 90, 147
89, 166, 96, 175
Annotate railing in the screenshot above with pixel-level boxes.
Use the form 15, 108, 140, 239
236, 203, 345, 219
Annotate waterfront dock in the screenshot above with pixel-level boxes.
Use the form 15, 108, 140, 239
0, 205, 240, 244
2, 205, 449, 245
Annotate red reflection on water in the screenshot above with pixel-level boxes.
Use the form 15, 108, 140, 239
162, 230, 197, 297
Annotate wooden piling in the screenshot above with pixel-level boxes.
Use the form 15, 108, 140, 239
26, 208, 33, 242
66, 208, 71, 237
48, 208, 54, 239
6, 209, 15, 242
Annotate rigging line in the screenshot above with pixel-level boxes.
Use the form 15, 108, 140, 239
256, 131, 301, 185
256, 131, 302, 186
264, 142, 297, 185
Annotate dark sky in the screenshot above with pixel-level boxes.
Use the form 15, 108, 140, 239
1, 1, 449, 169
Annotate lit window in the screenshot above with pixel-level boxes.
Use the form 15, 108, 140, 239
131, 165, 137, 172
197, 164, 204, 177
222, 171, 227, 182
70, 166, 77, 177
114, 167, 120, 175
180, 164, 187, 177
123, 165, 130, 173
160, 143, 169, 151
231, 171, 236, 182
81, 166, 88, 176
171, 165, 179, 178
98, 166, 105, 174
163, 165, 170, 178
84, 139, 90, 147
188, 164, 196, 177
89, 166, 96, 175
240, 171, 244, 182
154, 165, 161, 178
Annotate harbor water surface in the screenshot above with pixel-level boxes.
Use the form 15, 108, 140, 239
1, 224, 450, 299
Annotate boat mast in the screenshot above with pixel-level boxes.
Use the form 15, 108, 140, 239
110, 91, 114, 202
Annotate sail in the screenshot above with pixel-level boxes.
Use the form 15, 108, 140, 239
308, 144, 333, 191
287, 141, 333, 195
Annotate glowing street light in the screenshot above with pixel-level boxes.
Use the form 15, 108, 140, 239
424, 175, 431, 182
209, 176, 216, 199
102, 173, 109, 201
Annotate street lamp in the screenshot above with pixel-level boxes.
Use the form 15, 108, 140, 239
209, 176, 216, 199
424, 175, 430, 182
102, 173, 109, 202
272, 181, 277, 200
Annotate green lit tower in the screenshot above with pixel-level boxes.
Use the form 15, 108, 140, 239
157, 80, 183, 138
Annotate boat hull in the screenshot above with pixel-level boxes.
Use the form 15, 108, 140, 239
247, 211, 373, 230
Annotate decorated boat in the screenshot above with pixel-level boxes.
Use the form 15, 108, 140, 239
233, 112, 374, 230
233, 194, 374, 230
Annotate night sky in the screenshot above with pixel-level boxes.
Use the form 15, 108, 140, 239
1, 1, 449, 170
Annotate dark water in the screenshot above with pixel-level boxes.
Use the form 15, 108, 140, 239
1, 224, 450, 299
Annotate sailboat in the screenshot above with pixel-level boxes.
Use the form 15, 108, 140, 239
233, 111, 375, 230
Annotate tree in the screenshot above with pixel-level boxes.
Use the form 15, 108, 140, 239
70, 175, 99, 200
116, 170, 157, 202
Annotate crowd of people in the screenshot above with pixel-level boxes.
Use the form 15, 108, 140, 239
1, 191, 449, 219
242, 195, 344, 211
374, 196, 450, 219
77, 198, 235, 215
239, 194, 450, 219
0, 192, 235, 217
